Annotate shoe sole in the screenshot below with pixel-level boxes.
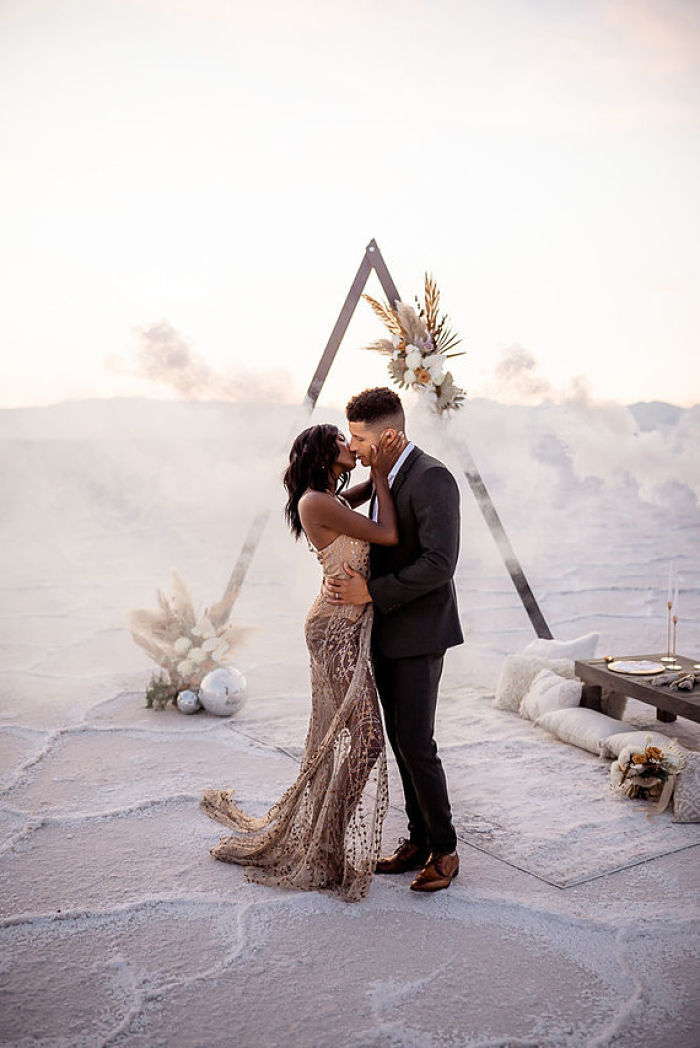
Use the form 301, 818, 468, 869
409, 867, 459, 892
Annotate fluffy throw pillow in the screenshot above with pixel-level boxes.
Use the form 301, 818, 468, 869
493, 654, 576, 712
673, 751, 700, 824
537, 707, 627, 754
524, 632, 600, 661
600, 730, 677, 759
519, 669, 583, 722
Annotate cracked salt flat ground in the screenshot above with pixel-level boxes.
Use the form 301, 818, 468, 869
1, 687, 699, 1048
1, 580, 699, 1047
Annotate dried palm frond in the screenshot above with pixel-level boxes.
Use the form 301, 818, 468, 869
361, 294, 403, 336
388, 357, 408, 386
434, 318, 462, 355
130, 630, 173, 664
423, 273, 440, 334
169, 570, 196, 631
156, 588, 173, 617
127, 608, 171, 636
395, 301, 429, 345
360, 338, 396, 357
435, 371, 466, 412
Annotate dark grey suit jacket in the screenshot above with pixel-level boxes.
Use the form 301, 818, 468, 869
367, 446, 463, 659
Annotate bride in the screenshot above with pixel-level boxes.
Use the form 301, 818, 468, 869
200, 422, 406, 902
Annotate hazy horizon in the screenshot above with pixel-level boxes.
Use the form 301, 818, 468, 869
0, 390, 697, 413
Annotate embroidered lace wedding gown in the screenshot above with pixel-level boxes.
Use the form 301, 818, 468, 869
200, 526, 389, 902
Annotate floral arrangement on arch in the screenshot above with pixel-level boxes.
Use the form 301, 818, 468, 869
610, 736, 685, 814
362, 273, 466, 414
128, 571, 250, 709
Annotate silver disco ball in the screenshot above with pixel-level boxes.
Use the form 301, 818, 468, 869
199, 667, 247, 717
176, 689, 201, 715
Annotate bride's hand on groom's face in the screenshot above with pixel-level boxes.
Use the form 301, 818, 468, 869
369, 430, 407, 479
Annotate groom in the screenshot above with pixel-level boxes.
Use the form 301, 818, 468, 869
325, 387, 463, 892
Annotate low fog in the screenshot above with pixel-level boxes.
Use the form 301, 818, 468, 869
1, 389, 698, 719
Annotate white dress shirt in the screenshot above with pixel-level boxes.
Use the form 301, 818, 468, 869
371, 441, 415, 521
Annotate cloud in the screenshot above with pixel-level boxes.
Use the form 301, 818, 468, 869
106, 321, 292, 402
125, 321, 238, 399
485, 346, 594, 407
493, 345, 553, 402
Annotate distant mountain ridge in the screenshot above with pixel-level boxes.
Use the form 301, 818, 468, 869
627, 401, 685, 431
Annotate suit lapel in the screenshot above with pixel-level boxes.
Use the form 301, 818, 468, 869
389, 446, 422, 501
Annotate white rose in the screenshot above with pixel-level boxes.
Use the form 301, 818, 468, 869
173, 636, 192, 656
404, 368, 416, 385
188, 646, 207, 665
424, 354, 445, 383
405, 348, 422, 370
177, 659, 195, 676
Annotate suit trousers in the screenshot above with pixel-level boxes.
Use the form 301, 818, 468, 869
372, 647, 457, 854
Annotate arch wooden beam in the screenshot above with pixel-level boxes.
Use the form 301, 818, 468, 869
215, 239, 552, 639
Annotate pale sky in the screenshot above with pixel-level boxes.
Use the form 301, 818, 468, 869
1, 0, 699, 409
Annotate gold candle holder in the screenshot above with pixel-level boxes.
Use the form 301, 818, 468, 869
661, 600, 676, 663
666, 614, 682, 671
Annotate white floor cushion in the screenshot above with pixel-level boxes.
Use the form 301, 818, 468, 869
524, 632, 599, 661
600, 730, 678, 759
493, 654, 576, 712
537, 707, 627, 754
519, 669, 583, 722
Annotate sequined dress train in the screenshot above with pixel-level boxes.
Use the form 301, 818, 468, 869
200, 529, 389, 902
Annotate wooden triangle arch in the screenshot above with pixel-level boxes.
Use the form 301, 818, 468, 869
210, 238, 552, 639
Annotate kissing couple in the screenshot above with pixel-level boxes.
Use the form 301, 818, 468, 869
201, 386, 463, 902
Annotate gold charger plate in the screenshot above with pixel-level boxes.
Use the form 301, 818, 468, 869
607, 660, 665, 675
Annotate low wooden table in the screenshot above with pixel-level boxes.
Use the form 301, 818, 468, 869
574, 653, 700, 724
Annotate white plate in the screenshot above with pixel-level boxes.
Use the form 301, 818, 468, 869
607, 660, 665, 675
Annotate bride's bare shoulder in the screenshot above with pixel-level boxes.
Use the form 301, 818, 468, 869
298, 489, 336, 521
298, 490, 333, 508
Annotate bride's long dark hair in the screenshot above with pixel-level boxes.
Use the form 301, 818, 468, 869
283, 424, 350, 539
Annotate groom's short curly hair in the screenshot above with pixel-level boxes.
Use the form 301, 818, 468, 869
346, 387, 404, 427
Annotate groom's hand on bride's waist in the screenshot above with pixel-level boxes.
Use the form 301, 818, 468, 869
324, 563, 372, 606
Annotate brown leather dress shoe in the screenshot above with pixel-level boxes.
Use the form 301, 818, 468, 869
409, 850, 459, 892
375, 838, 430, 874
